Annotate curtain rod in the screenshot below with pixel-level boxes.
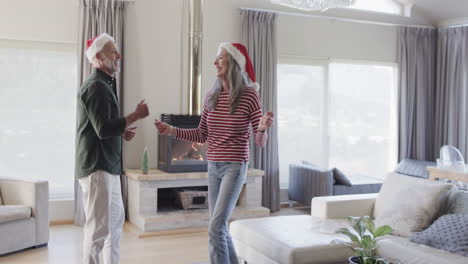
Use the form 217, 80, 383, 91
240, 7, 435, 29
440, 23, 468, 29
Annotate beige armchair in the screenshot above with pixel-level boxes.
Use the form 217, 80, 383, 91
0, 179, 49, 255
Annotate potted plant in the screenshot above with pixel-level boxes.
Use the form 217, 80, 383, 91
334, 216, 401, 264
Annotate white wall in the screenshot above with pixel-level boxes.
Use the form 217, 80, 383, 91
49, 199, 74, 222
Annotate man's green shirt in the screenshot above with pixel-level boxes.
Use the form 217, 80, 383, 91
75, 69, 126, 178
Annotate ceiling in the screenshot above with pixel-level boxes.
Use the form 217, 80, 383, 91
248, 0, 468, 26
399, 0, 468, 24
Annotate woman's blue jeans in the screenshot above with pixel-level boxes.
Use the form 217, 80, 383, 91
207, 161, 248, 264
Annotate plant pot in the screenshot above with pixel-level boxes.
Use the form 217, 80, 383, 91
349, 256, 361, 264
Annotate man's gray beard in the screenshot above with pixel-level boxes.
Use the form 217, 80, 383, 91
103, 56, 120, 74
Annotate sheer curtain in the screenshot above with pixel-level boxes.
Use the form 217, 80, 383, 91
241, 9, 280, 212
75, 0, 128, 226
435, 26, 468, 159
397, 26, 437, 161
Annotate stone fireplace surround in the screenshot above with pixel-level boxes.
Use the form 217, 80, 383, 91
126, 168, 270, 236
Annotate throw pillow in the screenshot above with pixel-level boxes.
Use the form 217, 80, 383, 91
394, 158, 436, 178
332, 168, 352, 186
447, 191, 468, 214
410, 214, 468, 257
373, 172, 454, 237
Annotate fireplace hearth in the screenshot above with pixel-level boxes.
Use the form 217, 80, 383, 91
158, 114, 208, 173
126, 168, 269, 235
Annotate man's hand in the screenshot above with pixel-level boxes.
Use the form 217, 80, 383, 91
135, 99, 149, 119
258, 111, 274, 132
125, 99, 149, 126
123, 126, 137, 141
154, 119, 175, 136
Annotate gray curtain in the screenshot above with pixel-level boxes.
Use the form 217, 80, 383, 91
397, 27, 437, 161
75, 0, 128, 226
241, 9, 280, 212
435, 26, 468, 159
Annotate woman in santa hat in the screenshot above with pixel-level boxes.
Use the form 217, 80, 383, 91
155, 42, 273, 264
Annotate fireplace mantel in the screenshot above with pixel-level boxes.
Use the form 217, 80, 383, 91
125, 168, 265, 181
126, 168, 270, 237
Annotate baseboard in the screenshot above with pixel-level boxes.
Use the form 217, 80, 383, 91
279, 201, 308, 208
49, 219, 74, 225
124, 222, 208, 238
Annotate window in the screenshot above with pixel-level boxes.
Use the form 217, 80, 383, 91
277, 59, 397, 188
347, 0, 406, 16
328, 61, 397, 181
0, 40, 77, 199
277, 59, 326, 188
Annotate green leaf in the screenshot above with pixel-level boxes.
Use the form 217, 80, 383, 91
336, 228, 360, 243
361, 235, 373, 248
351, 216, 367, 237
364, 216, 376, 235
332, 239, 362, 257
374, 225, 393, 237
348, 216, 361, 223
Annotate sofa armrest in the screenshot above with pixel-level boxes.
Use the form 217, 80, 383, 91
311, 193, 378, 219
0, 179, 49, 245
289, 163, 333, 205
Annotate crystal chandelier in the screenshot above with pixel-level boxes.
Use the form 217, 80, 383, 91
270, 0, 357, 12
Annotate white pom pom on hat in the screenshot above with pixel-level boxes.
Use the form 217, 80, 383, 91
218, 42, 260, 90
85, 33, 115, 63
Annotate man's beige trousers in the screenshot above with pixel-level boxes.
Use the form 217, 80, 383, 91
79, 170, 125, 264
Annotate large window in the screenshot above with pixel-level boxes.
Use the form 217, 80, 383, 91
277, 60, 326, 188
0, 40, 77, 199
278, 59, 397, 188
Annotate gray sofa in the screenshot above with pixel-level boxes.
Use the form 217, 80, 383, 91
288, 162, 382, 205
0, 178, 49, 255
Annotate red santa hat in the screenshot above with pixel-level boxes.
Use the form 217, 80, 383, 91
86, 33, 115, 63
218, 42, 260, 90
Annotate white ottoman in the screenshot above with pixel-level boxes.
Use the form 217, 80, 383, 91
230, 215, 353, 264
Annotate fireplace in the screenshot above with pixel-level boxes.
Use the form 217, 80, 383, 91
158, 114, 208, 173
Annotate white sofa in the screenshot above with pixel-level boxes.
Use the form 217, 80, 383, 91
0, 179, 49, 255
230, 173, 467, 264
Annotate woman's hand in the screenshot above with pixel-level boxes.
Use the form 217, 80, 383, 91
154, 119, 175, 136
258, 111, 274, 132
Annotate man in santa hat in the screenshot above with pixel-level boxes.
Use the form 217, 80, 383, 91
75, 33, 149, 264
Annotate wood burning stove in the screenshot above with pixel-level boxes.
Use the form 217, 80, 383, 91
158, 114, 208, 172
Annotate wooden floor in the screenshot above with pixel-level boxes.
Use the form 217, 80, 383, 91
0, 207, 309, 264
0, 224, 209, 264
